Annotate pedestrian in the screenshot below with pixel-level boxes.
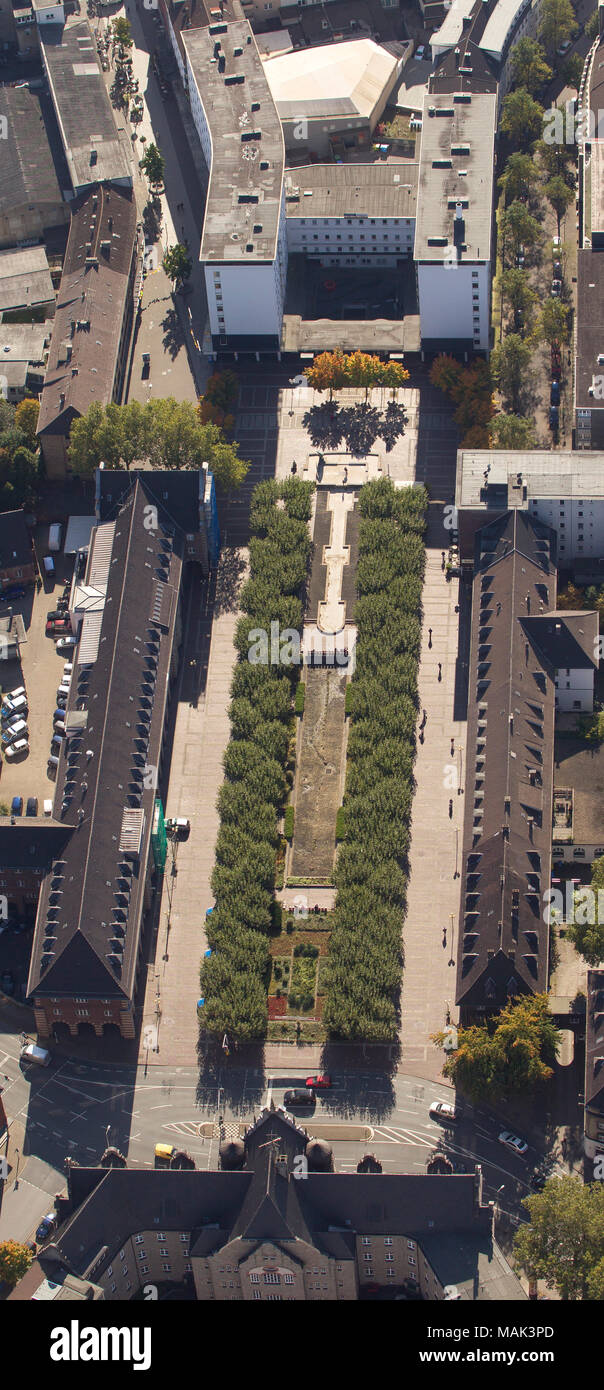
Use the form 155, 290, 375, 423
428, 627, 432, 648
438, 662, 442, 681
442, 927, 447, 948
291, 459, 297, 473
441, 551, 446, 570
450, 738, 455, 757
449, 799, 453, 819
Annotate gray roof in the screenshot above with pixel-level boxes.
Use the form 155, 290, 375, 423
456, 511, 556, 1011
0, 510, 36, 572
28, 477, 185, 1004
414, 91, 496, 263
575, 250, 604, 411
0, 821, 69, 870
421, 1231, 527, 1300
37, 185, 137, 439
0, 86, 65, 219
0, 323, 49, 365
183, 21, 285, 264
40, 17, 132, 193
0, 247, 54, 316
284, 162, 418, 220
456, 449, 604, 510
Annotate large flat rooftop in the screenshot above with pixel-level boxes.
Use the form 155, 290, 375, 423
0, 246, 55, 315
456, 448, 604, 509
284, 161, 418, 220
414, 91, 496, 263
40, 17, 132, 193
183, 20, 284, 264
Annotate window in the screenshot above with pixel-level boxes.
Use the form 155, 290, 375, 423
364, 1268, 373, 1277
159, 1249, 169, 1257
362, 1238, 371, 1246
119, 1251, 125, 1261
180, 1234, 188, 1243
110, 1282, 116, 1293
387, 1270, 395, 1279
364, 1253, 372, 1262
386, 1254, 394, 1263
138, 1251, 147, 1261
253, 1290, 261, 1300
250, 1273, 260, 1284
284, 1273, 294, 1285
140, 1265, 149, 1274
264, 1272, 280, 1285
162, 1264, 172, 1273
156, 1234, 165, 1241
122, 1267, 129, 1277
135, 1235, 144, 1245
408, 1256, 416, 1266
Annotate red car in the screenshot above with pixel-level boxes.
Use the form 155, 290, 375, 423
306, 1074, 331, 1089
46, 618, 70, 636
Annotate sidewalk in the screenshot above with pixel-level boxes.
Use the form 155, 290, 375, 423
138, 555, 245, 1065
400, 551, 466, 1081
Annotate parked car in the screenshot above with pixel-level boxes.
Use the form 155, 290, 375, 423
499, 1130, 529, 1156
284, 1088, 316, 1107
165, 817, 190, 839
551, 279, 562, 297
557, 38, 572, 55
43, 555, 55, 578
553, 260, 562, 278
2, 719, 28, 746
2, 709, 26, 732
26, 796, 38, 816
4, 739, 28, 759
549, 405, 559, 429
551, 380, 561, 405
2, 694, 27, 719
415, 44, 425, 59
11, 795, 23, 815
306, 1075, 332, 1089
46, 610, 64, 623
56, 635, 77, 653
429, 1100, 459, 1125
35, 1212, 57, 1243
46, 618, 70, 637
3, 686, 26, 702
290, 375, 307, 387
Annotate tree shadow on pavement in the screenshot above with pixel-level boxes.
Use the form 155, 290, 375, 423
160, 306, 184, 362
195, 1036, 265, 1114
212, 546, 247, 618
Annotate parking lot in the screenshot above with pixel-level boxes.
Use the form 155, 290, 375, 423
0, 526, 76, 811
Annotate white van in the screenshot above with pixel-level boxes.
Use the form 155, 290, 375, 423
48, 523, 62, 552
56, 683, 71, 702
43, 556, 55, 577
21, 1042, 52, 1067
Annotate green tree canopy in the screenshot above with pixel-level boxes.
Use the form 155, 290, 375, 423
67, 398, 249, 490
538, 0, 577, 55
501, 200, 543, 262
511, 36, 553, 94
162, 244, 192, 286
14, 397, 39, 446
515, 1177, 604, 1299
491, 334, 533, 411
489, 413, 537, 449
437, 994, 560, 1102
140, 143, 165, 190
498, 152, 541, 205
537, 296, 570, 345
545, 173, 575, 232
112, 16, 132, 46
501, 267, 538, 319
0, 1239, 33, 1287
501, 87, 545, 149
567, 855, 604, 964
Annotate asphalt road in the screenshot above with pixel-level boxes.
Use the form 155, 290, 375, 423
0, 1029, 568, 1243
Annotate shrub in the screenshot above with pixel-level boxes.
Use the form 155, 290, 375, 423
295, 681, 305, 715
283, 805, 294, 840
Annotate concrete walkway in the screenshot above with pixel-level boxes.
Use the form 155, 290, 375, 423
400, 551, 466, 1081
138, 556, 244, 1064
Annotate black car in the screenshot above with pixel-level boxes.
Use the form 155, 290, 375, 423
26, 796, 38, 816
283, 1088, 316, 1108
549, 405, 559, 429
550, 380, 560, 406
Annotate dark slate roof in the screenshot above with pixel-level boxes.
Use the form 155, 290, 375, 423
430, 39, 499, 96
522, 611, 599, 672
37, 185, 137, 440
585, 968, 604, 1114
0, 87, 66, 218
0, 510, 34, 571
456, 511, 557, 1011
95, 469, 204, 538
28, 478, 184, 1003
0, 822, 70, 871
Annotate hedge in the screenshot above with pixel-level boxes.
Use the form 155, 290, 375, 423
199, 476, 314, 1040
283, 805, 295, 840
295, 681, 305, 715
323, 477, 428, 1041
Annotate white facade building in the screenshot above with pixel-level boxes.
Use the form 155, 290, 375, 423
284, 164, 417, 268
456, 450, 604, 566
183, 20, 287, 351
430, 0, 544, 106
414, 91, 496, 354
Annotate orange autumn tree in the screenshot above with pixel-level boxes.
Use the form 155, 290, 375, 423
430, 354, 496, 444
306, 350, 348, 398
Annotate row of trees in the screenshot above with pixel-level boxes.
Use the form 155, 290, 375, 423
67, 397, 249, 490
0, 397, 40, 509
198, 476, 315, 1040
302, 351, 410, 458
323, 478, 428, 1040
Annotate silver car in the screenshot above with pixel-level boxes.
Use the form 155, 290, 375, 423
499, 1130, 528, 1157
